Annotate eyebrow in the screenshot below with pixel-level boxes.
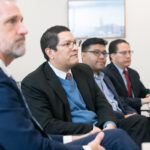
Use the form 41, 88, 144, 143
89, 49, 107, 52
5, 14, 23, 23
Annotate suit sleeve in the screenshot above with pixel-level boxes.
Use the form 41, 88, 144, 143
118, 97, 137, 114
21, 78, 93, 135
133, 70, 150, 97
120, 96, 141, 114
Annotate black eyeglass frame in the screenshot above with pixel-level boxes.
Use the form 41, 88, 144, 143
83, 50, 109, 57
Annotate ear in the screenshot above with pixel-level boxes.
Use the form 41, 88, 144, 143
45, 48, 54, 60
110, 53, 115, 61
81, 52, 86, 61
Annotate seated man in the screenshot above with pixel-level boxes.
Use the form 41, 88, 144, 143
104, 39, 150, 114
21, 25, 139, 149
81, 37, 150, 145
0, 0, 139, 150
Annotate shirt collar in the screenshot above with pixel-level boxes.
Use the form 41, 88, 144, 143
48, 61, 72, 80
94, 72, 104, 80
0, 59, 11, 77
113, 63, 127, 75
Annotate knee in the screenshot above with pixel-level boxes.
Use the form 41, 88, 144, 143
114, 128, 128, 138
103, 128, 128, 140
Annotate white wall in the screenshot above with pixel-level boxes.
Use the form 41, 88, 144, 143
8, 0, 150, 89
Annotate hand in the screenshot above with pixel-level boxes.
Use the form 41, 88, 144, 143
103, 124, 116, 130
92, 126, 101, 132
146, 94, 150, 98
124, 113, 136, 118
88, 132, 105, 150
72, 126, 101, 141
142, 97, 150, 104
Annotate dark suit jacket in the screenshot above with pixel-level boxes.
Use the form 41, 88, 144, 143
104, 63, 150, 113
0, 67, 84, 150
21, 62, 117, 135
103, 73, 137, 118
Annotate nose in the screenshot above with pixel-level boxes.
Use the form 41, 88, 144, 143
98, 53, 105, 58
126, 52, 131, 57
72, 43, 78, 51
17, 22, 28, 35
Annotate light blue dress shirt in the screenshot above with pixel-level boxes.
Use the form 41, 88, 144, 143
94, 72, 122, 112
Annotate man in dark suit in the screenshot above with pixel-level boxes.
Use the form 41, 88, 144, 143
21, 25, 140, 149
81, 37, 150, 145
104, 39, 150, 114
0, 1, 139, 150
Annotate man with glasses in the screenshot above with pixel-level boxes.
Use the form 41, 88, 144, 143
22, 25, 117, 135
21, 25, 140, 150
104, 39, 150, 114
81, 37, 150, 146
0, 1, 140, 150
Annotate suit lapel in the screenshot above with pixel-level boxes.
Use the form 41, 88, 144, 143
103, 74, 119, 99
43, 63, 71, 118
7, 75, 25, 104
71, 67, 94, 110
103, 74, 125, 111
110, 63, 128, 94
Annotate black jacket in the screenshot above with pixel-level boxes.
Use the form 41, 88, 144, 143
22, 62, 117, 135
104, 63, 150, 113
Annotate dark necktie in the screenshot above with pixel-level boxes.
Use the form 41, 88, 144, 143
123, 69, 132, 97
66, 73, 72, 80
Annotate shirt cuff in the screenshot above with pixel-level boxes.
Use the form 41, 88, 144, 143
103, 121, 117, 129
83, 145, 92, 150
63, 135, 72, 144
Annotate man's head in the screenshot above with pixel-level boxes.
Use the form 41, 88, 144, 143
81, 38, 108, 75
0, 0, 28, 66
109, 39, 133, 69
40, 25, 79, 72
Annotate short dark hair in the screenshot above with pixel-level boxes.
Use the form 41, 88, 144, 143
81, 37, 107, 52
109, 39, 129, 54
108, 39, 129, 61
40, 25, 70, 60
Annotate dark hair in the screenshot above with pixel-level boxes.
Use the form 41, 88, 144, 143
40, 25, 70, 60
81, 37, 107, 52
109, 39, 129, 61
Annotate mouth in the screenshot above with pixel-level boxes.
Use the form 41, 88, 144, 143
97, 60, 105, 64
125, 60, 131, 63
16, 36, 25, 43
71, 53, 78, 57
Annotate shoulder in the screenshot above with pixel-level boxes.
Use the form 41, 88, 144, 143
72, 63, 93, 75
105, 63, 115, 70
22, 62, 48, 85
127, 67, 139, 77
104, 63, 117, 74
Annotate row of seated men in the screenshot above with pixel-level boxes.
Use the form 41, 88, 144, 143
0, 0, 149, 149
21, 25, 150, 147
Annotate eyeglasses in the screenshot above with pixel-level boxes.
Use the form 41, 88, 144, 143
57, 41, 78, 49
116, 50, 134, 55
83, 50, 108, 57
